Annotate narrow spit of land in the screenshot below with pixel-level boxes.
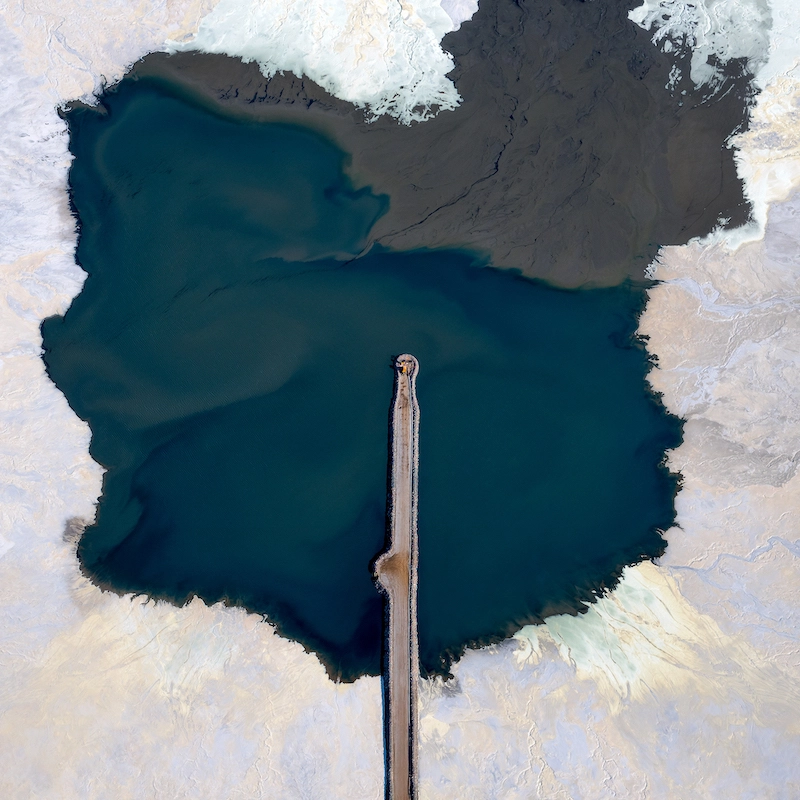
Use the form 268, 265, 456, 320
374, 354, 420, 800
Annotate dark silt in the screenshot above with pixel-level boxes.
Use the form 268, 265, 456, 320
43, 77, 684, 679
128, 0, 756, 287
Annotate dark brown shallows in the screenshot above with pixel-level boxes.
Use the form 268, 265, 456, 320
129, 0, 755, 289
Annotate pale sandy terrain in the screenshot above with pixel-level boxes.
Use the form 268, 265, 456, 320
0, 0, 798, 797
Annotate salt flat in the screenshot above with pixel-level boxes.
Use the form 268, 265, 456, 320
0, 0, 798, 797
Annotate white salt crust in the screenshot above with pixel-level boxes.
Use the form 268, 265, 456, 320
0, 0, 799, 796
629, 0, 772, 89
169, 0, 465, 123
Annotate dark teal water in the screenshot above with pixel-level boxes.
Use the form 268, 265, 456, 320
43, 78, 681, 678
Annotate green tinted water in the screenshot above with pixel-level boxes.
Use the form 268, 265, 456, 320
43, 79, 680, 678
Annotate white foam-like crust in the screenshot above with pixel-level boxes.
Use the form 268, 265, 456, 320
169, 0, 465, 123
632, 0, 800, 249
629, 0, 772, 89
1, 0, 799, 796
440, 0, 479, 30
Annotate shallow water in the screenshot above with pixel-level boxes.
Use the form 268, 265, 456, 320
43, 79, 681, 678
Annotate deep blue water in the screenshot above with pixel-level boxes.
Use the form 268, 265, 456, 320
42, 79, 681, 678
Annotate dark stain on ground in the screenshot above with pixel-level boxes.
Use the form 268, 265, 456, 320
128, 0, 756, 288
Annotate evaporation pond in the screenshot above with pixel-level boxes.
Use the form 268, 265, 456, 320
43, 79, 681, 678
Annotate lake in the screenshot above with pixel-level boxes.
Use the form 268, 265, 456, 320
43, 78, 681, 678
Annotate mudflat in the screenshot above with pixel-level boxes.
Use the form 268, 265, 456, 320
128, 0, 754, 288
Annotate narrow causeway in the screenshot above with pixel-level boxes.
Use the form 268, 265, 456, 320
374, 354, 420, 800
